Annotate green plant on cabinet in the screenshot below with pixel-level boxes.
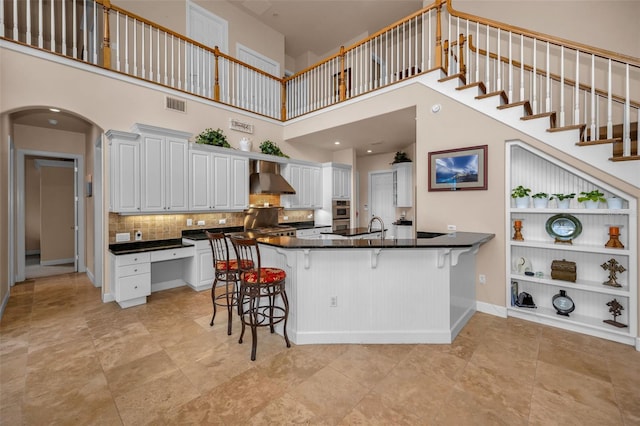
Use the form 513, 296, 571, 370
511, 185, 531, 198
195, 128, 230, 148
577, 190, 606, 203
259, 140, 289, 158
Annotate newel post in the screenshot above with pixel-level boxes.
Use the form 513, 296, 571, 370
339, 46, 346, 101
102, 0, 111, 68
213, 46, 220, 101
435, 0, 442, 70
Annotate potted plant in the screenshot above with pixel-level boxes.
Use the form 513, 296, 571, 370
195, 128, 230, 148
392, 151, 411, 164
511, 185, 531, 208
532, 192, 550, 208
551, 193, 575, 209
259, 140, 289, 158
578, 190, 605, 209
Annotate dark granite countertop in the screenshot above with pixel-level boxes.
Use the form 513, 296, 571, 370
327, 227, 388, 237
109, 238, 194, 255
181, 226, 244, 241
254, 232, 495, 249
392, 220, 413, 226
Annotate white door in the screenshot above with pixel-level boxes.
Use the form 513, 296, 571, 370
368, 171, 395, 235
187, 1, 229, 97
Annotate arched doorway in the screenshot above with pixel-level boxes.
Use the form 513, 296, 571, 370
7, 107, 104, 288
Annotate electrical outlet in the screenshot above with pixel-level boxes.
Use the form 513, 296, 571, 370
307, 214, 313, 219
447, 224, 457, 231
134, 230, 142, 241
479, 274, 487, 284
329, 296, 338, 307
116, 232, 130, 242
186, 219, 193, 226
218, 218, 226, 225
197, 220, 205, 226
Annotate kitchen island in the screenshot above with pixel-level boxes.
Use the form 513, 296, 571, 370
253, 232, 494, 345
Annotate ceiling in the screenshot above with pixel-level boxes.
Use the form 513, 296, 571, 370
228, 0, 424, 59
12, 0, 424, 158
287, 107, 417, 157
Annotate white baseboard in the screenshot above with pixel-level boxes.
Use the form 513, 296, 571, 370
636, 337, 640, 352
40, 258, 74, 266
0, 289, 10, 320
102, 292, 115, 303
476, 301, 507, 318
26, 249, 40, 256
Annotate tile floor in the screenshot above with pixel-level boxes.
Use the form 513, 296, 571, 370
1, 273, 639, 425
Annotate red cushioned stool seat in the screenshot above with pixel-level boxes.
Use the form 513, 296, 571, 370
241, 267, 286, 284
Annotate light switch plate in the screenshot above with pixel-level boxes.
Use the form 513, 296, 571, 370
197, 220, 205, 226
218, 218, 226, 224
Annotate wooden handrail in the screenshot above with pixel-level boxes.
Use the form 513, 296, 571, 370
102, 0, 283, 82
283, 0, 442, 82
446, 0, 640, 66
467, 35, 640, 109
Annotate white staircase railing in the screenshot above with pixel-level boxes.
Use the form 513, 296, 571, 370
1, 0, 638, 160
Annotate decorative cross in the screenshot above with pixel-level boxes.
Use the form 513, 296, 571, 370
601, 258, 626, 287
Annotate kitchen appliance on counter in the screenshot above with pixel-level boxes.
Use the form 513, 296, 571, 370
332, 200, 351, 231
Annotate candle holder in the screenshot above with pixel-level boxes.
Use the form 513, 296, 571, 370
604, 225, 624, 249
512, 219, 524, 241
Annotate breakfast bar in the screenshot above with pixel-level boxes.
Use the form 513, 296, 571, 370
253, 232, 494, 345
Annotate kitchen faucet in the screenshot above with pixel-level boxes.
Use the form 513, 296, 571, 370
368, 216, 385, 239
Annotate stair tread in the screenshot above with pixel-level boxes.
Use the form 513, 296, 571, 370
475, 90, 508, 104
547, 124, 586, 132
438, 73, 466, 85
456, 81, 486, 94
610, 155, 640, 162
497, 100, 533, 116
576, 138, 622, 146
521, 112, 557, 127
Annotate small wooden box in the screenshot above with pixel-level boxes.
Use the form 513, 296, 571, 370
551, 259, 577, 282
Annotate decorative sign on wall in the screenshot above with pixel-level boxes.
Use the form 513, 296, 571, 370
229, 118, 254, 134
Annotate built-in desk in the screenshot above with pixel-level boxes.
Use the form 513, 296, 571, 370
109, 239, 195, 308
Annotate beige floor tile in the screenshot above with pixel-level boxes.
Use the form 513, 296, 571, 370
114, 368, 200, 425
2, 272, 638, 426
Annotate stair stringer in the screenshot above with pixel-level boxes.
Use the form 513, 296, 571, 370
414, 72, 639, 189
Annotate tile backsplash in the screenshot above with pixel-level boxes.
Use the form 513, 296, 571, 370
109, 208, 315, 243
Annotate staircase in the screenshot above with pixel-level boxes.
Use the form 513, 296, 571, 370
413, 68, 639, 188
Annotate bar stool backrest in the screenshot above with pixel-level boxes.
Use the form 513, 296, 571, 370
230, 237, 261, 281
205, 231, 231, 273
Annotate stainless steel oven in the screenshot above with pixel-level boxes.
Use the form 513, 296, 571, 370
332, 219, 350, 231
332, 200, 350, 219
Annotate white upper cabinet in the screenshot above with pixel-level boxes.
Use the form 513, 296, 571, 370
282, 162, 322, 209
134, 124, 190, 213
107, 130, 141, 213
393, 162, 413, 207
189, 144, 249, 211
328, 163, 351, 200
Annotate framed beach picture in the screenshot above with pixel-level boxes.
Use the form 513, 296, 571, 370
428, 145, 488, 191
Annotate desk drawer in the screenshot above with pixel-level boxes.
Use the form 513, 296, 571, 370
117, 262, 151, 278
116, 252, 151, 266
115, 273, 151, 301
150, 247, 194, 262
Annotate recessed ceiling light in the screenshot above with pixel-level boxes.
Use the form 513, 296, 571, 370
367, 149, 372, 153
49, 108, 60, 112
48, 119, 58, 125
334, 141, 340, 145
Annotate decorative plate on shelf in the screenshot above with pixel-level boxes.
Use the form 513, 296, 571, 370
545, 214, 582, 243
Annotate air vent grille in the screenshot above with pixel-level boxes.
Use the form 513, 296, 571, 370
165, 96, 186, 113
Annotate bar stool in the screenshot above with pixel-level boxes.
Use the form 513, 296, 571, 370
205, 231, 243, 335
230, 237, 290, 361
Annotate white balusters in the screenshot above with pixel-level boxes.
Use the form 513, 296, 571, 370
115, 11, 120, 71
72, 0, 77, 58
623, 64, 630, 157
607, 59, 613, 139
545, 42, 550, 112
38, 0, 43, 48
560, 46, 565, 126
82, 0, 87, 60
590, 54, 596, 140
25, 0, 31, 44
574, 50, 580, 125
61, 0, 65, 55
50, 0, 55, 52
92, 1, 97, 64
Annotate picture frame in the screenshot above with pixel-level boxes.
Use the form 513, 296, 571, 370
428, 144, 488, 191
511, 280, 519, 306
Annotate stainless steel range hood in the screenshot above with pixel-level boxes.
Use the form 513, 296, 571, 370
249, 160, 296, 195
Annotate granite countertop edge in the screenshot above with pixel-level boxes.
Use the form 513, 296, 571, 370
109, 238, 194, 255
256, 232, 495, 249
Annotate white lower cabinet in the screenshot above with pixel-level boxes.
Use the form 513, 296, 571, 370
184, 239, 215, 291
507, 141, 637, 347
111, 252, 151, 308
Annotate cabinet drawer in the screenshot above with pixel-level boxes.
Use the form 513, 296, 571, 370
115, 273, 151, 301
116, 252, 151, 266
117, 262, 151, 278
150, 246, 194, 262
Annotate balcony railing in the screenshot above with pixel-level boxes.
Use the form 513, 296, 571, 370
1, 0, 637, 157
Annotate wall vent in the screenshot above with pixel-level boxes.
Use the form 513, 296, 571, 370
165, 96, 187, 113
